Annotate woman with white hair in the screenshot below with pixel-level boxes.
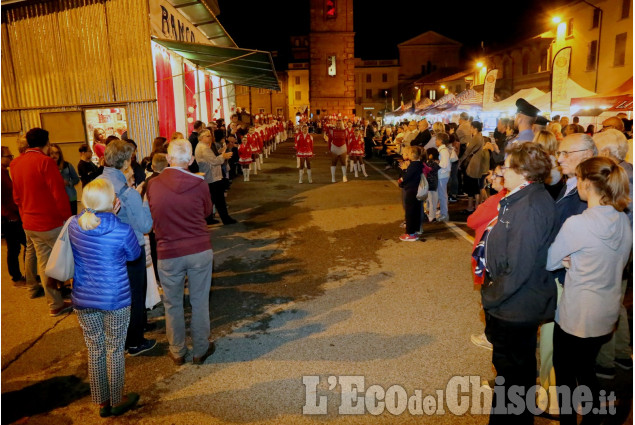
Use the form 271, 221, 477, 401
593, 128, 633, 224
69, 178, 141, 416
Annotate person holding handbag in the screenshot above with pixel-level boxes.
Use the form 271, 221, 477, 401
68, 178, 141, 417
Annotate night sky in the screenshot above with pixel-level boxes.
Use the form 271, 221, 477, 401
216, 0, 569, 67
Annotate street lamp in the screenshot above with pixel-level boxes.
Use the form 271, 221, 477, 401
552, 16, 561, 24
476, 61, 484, 69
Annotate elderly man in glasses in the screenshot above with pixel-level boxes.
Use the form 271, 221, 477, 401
538, 133, 598, 402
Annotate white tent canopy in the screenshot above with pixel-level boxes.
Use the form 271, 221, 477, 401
483, 88, 545, 113
532, 79, 596, 114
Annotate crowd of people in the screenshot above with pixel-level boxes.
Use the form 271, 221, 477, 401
1, 113, 289, 417
1, 101, 633, 422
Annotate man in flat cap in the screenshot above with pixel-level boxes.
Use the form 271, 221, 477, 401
533, 115, 549, 135
509, 98, 539, 146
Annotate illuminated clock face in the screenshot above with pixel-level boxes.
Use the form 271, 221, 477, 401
328, 56, 336, 76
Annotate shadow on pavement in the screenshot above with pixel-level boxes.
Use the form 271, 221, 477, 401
1, 375, 89, 424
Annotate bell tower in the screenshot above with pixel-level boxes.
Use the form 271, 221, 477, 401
309, 0, 355, 118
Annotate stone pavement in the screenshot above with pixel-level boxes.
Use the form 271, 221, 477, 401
1, 135, 631, 424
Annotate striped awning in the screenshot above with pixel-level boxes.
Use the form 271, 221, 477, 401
153, 38, 280, 91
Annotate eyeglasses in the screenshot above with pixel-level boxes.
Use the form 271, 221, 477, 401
556, 149, 589, 157
2, 155, 14, 159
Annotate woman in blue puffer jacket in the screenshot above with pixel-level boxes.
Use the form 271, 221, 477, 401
68, 178, 141, 417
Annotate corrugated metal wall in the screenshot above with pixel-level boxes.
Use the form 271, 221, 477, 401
127, 101, 159, 158
1, 0, 158, 153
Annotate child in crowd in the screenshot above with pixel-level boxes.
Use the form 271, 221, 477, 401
398, 146, 424, 242
425, 148, 441, 222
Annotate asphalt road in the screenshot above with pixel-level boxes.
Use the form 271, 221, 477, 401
1, 135, 632, 424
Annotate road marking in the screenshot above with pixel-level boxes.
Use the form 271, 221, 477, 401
364, 161, 400, 187
366, 160, 474, 244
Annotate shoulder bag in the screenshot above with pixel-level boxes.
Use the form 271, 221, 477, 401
45, 216, 75, 282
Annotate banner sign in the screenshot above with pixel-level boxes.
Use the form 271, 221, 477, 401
483, 69, 498, 107
551, 47, 572, 111
149, 0, 211, 45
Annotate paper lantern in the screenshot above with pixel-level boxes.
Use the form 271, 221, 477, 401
187, 117, 194, 123
187, 106, 194, 113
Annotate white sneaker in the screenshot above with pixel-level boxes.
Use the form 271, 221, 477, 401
342, 176, 348, 182
299, 179, 303, 184
470, 333, 493, 351
332, 177, 336, 183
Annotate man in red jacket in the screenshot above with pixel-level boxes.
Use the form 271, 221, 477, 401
147, 139, 215, 366
11, 128, 72, 316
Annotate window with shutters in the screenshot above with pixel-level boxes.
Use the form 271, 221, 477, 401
295, 76, 301, 85
591, 9, 600, 29
586, 40, 598, 71
382, 73, 388, 82
295, 91, 302, 101
366, 74, 371, 83
365, 89, 372, 99
614, 33, 627, 66
622, 0, 630, 19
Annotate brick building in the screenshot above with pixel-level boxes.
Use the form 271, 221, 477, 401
309, 0, 355, 118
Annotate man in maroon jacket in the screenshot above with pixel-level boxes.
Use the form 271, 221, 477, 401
11, 128, 72, 316
147, 139, 215, 366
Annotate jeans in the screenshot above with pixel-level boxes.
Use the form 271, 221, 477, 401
426, 190, 438, 221
596, 276, 631, 367
437, 177, 449, 218
449, 162, 459, 196
125, 245, 147, 348
24, 226, 65, 309
2, 217, 26, 282
209, 180, 232, 223
485, 313, 538, 425
554, 323, 611, 425
158, 250, 213, 358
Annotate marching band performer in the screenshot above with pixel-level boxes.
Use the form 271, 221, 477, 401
325, 119, 349, 183
295, 124, 314, 183
348, 126, 368, 178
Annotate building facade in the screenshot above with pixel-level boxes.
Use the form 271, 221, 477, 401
354, 59, 400, 119
309, 0, 355, 118
287, 63, 311, 121
234, 74, 289, 120
397, 31, 462, 81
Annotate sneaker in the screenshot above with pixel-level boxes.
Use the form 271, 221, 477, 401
111, 393, 139, 416
12, 278, 27, 288
222, 218, 238, 225
127, 339, 157, 357
471, 333, 493, 351
193, 342, 216, 365
595, 365, 616, 379
168, 352, 185, 366
206, 218, 220, 225
449, 197, 458, 203
399, 233, 418, 242
615, 357, 633, 370
29, 286, 44, 299
438, 215, 449, 222
49, 301, 72, 317
342, 176, 348, 183
384, 165, 392, 170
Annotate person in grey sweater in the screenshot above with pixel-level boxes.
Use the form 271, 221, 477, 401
547, 156, 632, 425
